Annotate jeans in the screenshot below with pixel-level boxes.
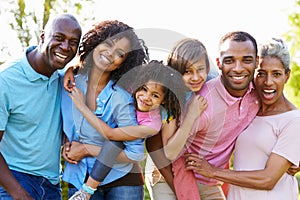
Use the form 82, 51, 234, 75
0, 170, 61, 200
68, 185, 144, 200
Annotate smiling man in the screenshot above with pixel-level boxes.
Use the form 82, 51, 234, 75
167, 31, 261, 200
0, 14, 81, 199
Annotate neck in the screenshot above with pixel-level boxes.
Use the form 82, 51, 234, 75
27, 48, 54, 78
85, 67, 110, 110
258, 96, 295, 116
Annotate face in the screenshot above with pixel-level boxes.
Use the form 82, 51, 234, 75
217, 40, 258, 97
92, 37, 131, 72
255, 56, 290, 107
182, 59, 208, 92
135, 81, 166, 112
41, 17, 81, 71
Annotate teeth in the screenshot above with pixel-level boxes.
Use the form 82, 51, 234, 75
232, 76, 245, 80
100, 55, 111, 64
264, 89, 275, 93
55, 53, 67, 59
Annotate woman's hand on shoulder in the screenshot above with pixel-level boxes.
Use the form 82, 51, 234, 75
63, 66, 76, 92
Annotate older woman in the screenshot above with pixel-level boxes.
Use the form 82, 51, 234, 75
186, 38, 300, 200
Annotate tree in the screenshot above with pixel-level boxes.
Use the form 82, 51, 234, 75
284, 0, 300, 108
0, 0, 94, 64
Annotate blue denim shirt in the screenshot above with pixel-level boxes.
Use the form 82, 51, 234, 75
61, 73, 144, 189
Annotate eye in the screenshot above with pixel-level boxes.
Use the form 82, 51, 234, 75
103, 40, 113, 47
223, 58, 234, 65
54, 35, 63, 41
256, 71, 265, 77
273, 72, 281, 77
243, 57, 254, 64
117, 50, 126, 58
70, 40, 79, 46
184, 69, 192, 74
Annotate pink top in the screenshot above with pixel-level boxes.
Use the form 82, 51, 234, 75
228, 110, 300, 200
136, 109, 162, 132
173, 76, 260, 199
187, 76, 260, 185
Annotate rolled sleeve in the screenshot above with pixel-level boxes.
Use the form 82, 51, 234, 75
123, 139, 145, 161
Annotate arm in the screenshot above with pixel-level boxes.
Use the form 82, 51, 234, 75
0, 131, 34, 200
68, 87, 158, 140
63, 66, 76, 92
64, 141, 135, 163
163, 95, 207, 160
186, 153, 292, 190
145, 132, 175, 193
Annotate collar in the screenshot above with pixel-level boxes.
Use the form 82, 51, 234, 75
215, 75, 255, 106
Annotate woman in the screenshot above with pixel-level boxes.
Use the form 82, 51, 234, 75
186, 38, 300, 199
61, 20, 149, 200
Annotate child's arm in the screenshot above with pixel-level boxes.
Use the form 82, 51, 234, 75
163, 94, 207, 161
68, 87, 159, 140
63, 66, 76, 92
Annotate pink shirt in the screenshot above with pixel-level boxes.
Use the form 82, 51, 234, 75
228, 110, 300, 200
187, 75, 260, 185
136, 109, 162, 132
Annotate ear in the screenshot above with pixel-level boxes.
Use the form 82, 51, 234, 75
40, 31, 45, 43
216, 58, 222, 70
285, 70, 291, 83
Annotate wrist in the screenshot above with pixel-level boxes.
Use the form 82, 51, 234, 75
82, 183, 96, 195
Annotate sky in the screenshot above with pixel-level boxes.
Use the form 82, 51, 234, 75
0, 0, 296, 64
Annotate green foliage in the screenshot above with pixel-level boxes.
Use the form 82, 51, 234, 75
283, 0, 300, 109
2, 0, 95, 56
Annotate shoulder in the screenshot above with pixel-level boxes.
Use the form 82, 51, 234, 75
112, 85, 133, 99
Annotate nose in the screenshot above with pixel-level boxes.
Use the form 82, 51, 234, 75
264, 74, 273, 86
60, 40, 71, 51
233, 60, 243, 72
191, 71, 201, 81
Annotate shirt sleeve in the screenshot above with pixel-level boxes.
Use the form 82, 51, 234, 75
0, 77, 10, 130
272, 116, 300, 166
112, 87, 145, 161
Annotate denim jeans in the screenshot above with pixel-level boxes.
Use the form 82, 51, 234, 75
0, 170, 61, 200
68, 185, 144, 200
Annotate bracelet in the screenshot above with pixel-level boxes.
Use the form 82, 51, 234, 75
82, 183, 96, 195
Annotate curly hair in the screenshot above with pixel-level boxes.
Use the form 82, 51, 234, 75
78, 20, 149, 84
117, 60, 188, 125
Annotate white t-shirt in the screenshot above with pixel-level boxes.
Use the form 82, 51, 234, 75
228, 110, 300, 200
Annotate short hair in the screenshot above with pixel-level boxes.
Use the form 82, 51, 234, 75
258, 38, 290, 73
218, 31, 258, 57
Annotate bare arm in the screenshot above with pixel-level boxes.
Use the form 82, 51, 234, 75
65, 141, 136, 163
0, 131, 34, 200
63, 66, 76, 92
68, 87, 158, 140
163, 95, 207, 160
186, 153, 291, 190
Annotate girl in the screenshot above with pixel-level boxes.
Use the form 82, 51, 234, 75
66, 60, 188, 200
145, 38, 219, 200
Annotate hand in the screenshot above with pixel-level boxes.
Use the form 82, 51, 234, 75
67, 141, 89, 162
64, 66, 76, 92
62, 141, 78, 164
287, 164, 300, 176
68, 87, 85, 111
185, 153, 214, 178
186, 95, 207, 120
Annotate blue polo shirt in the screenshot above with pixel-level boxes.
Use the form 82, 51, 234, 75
0, 46, 63, 184
61, 73, 145, 189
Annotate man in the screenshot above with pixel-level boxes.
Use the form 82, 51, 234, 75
0, 14, 82, 199
147, 31, 260, 200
